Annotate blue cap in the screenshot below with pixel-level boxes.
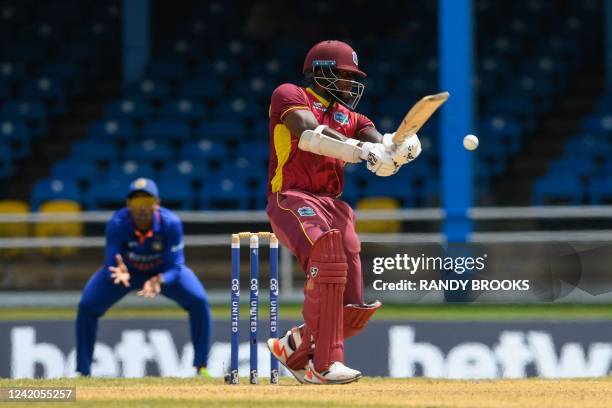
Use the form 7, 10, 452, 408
127, 178, 159, 198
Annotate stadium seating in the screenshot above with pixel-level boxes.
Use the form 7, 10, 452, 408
31, 179, 81, 211
14, 0, 604, 209
355, 197, 402, 233
34, 200, 83, 259
0, 200, 29, 260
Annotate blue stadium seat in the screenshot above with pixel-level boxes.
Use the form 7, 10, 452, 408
589, 177, 612, 204
377, 98, 414, 121
1, 100, 47, 121
59, 45, 97, 65
485, 94, 534, 117
195, 120, 245, 142
214, 160, 265, 192
146, 59, 186, 81
596, 94, 612, 112
583, 113, 612, 133
236, 77, 275, 98
235, 142, 269, 164
417, 178, 439, 207
532, 175, 583, 205
82, 179, 128, 210
158, 160, 208, 183
18, 77, 66, 101
219, 40, 257, 60
142, 120, 191, 141
0, 61, 27, 82
104, 161, 156, 181
0, 81, 10, 99
547, 157, 597, 179
249, 58, 291, 80
565, 134, 612, 159
158, 99, 205, 121
50, 159, 98, 186
1, 120, 30, 158
478, 55, 512, 78
194, 59, 241, 79
517, 72, 558, 97
123, 140, 174, 163
177, 79, 224, 99
251, 120, 269, 139
89, 119, 136, 142
363, 176, 417, 207
199, 176, 250, 210
31, 178, 80, 210
10, 44, 44, 62
69, 140, 117, 164
478, 116, 523, 153
0, 145, 13, 179
340, 177, 360, 206
126, 79, 171, 100
214, 98, 262, 120
41, 62, 80, 81
106, 98, 152, 121
157, 179, 193, 209
363, 77, 390, 99
179, 139, 228, 164
479, 141, 509, 160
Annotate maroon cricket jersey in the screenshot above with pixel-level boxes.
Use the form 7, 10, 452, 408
267, 84, 374, 197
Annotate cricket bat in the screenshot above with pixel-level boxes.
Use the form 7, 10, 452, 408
392, 91, 449, 145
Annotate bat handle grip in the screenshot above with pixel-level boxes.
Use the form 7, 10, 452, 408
392, 134, 408, 146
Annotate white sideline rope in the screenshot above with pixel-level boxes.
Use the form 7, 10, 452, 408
0, 231, 610, 249
0, 206, 612, 223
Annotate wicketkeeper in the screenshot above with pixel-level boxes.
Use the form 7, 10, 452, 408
266, 40, 421, 384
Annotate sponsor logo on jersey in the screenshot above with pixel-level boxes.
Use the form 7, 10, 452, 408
297, 206, 316, 217
312, 101, 326, 112
334, 111, 349, 125
310, 267, 318, 278
152, 239, 163, 251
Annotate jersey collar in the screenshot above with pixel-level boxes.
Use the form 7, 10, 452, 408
132, 210, 161, 244
306, 87, 332, 108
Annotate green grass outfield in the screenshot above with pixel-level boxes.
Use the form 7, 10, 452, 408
2, 377, 612, 408
2, 303, 612, 320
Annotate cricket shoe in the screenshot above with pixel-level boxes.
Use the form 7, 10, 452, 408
267, 327, 308, 384
304, 361, 362, 385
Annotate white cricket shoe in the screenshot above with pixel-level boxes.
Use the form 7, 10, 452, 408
267, 327, 308, 384
303, 361, 362, 385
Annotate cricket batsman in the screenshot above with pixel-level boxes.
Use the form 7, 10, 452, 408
75, 178, 212, 377
266, 40, 421, 384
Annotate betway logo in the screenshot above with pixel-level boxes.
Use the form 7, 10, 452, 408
10, 327, 281, 378
389, 326, 612, 378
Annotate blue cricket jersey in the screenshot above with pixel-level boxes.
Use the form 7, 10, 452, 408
104, 207, 185, 283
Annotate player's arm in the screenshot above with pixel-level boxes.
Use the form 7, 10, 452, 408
104, 219, 131, 287
283, 109, 349, 142
283, 110, 365, 163
159, 217, 186, 285
357, 125, 383, 143
285, 110, 398, 175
